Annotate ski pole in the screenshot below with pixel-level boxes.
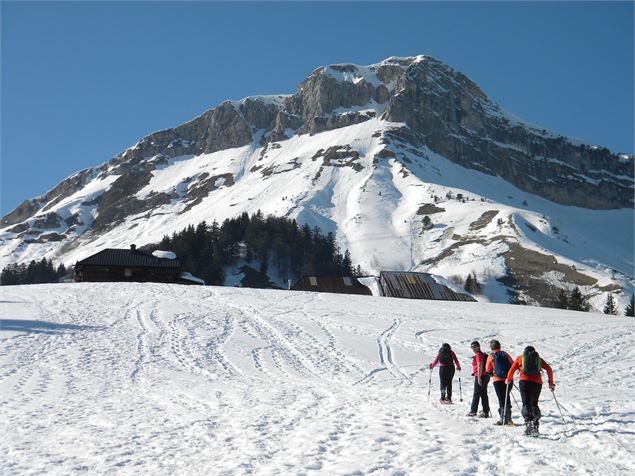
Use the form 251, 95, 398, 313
551, 389, 569, 432
427, 368, 432, 402
503, 381, 511, 422
510, 390, 521, 413
458, 370, 463, 402
511, 383, 522, 413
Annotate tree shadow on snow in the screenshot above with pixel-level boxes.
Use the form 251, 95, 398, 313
0, 319, 104, 335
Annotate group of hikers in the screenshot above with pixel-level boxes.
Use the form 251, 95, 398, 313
429, 339, 555, 435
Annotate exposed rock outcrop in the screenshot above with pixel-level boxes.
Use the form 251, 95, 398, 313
383, 57, 632, 209
1, 199, 42, 227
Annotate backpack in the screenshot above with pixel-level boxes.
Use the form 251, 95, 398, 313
439, 347, 453, 366
492, 351, 511, 378
522, 349, 541, 376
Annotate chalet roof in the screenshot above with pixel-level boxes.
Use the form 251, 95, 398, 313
76, 248, 180, 269
379, 271, 475, 302
291, 276, 372, 296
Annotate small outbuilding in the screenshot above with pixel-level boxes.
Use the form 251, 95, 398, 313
74, 244, 204, 285
290, 276, 373, 296
379, 271, 475, 301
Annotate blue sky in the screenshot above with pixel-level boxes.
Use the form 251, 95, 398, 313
1, 1, 633, 216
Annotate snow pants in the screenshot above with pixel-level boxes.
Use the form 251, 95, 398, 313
439, 366, 455, 401
493, 380, 512, 419
519, 380, 542, 422
470, 375, 490, 414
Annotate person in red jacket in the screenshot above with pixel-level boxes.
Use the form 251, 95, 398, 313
485, 339, 514, 425
505, 345, 555, 435
429, 343, 461, 403
467, 341, 490, 417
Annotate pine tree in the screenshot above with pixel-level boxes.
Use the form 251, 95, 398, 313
342, 250, 353, 275
569, 287, 591, 312
56, 263, 67, 281
471, 272, 482, 294
603, 294, 619, 315
0, 264, 20, 285
557, 289, 569, 309
464, 274, 475, 295
625, 295, 634, 317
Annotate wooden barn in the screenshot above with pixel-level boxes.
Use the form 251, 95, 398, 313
290, 276, 373, 296
379, 271, 475, 301
74, 245, 203, 285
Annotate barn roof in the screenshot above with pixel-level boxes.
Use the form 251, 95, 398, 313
379, 271, 475, 301
290, 276, 372, 296
76, 248, 180, 269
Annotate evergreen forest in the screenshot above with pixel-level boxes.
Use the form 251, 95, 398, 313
0, 258, 67, 285
154, 212, 357, 286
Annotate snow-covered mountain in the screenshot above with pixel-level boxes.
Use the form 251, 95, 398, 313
1, 283, 634, 474
1, 55, 633, 308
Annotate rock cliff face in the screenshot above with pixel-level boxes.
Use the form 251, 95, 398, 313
69, 55, 630, 213
382, 58, 632, 209
2, 167, 102, 228
1, 55, 633, 309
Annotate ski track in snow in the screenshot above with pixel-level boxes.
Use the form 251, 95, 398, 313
1, 283, 634, 475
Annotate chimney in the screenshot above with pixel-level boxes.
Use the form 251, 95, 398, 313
130, 244, 136, 252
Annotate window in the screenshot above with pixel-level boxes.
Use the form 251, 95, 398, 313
343, 277, 353, 286
309, 277, 318, 286
124, 268, 132, 277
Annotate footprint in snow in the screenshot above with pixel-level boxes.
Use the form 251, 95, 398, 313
305, 461, 323, 470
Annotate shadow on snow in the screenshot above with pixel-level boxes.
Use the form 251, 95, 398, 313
0, 319, 103, 335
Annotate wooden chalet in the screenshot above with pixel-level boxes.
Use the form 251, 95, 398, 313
290, 276, 373, 296
379, 271, 475, 301
74, 244, 203, 285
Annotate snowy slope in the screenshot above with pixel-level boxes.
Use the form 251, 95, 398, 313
1, 283, 634, 475
1, 117, 632, 310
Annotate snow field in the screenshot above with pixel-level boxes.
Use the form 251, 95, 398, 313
1, 283, 634, 475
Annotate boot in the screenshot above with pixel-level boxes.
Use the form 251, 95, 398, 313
504, 417, 514, 426
524, 420, 533, 435
494, 409, 504, 425
532, 418, 540, 434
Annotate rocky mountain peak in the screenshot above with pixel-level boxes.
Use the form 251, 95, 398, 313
3, 54, 631, 235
